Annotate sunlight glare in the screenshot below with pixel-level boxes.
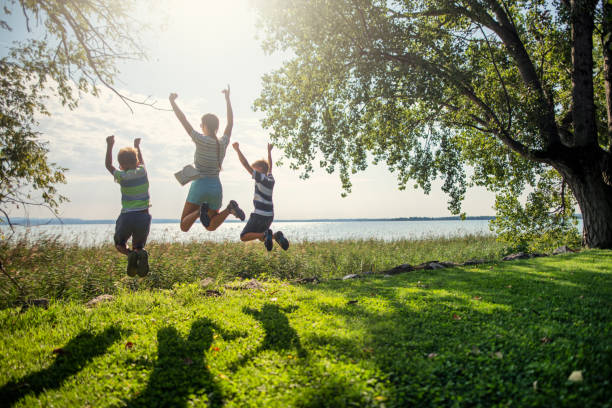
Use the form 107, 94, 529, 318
162, 0, 254, 49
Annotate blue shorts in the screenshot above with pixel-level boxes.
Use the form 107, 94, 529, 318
114, 210, 151, 249
186, 176, 222, 210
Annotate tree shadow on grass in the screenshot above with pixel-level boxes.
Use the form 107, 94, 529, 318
0, 325, 123, 407
230, 303, 306, 371
125, 318, 243, 408
298, 257, 612, 406
295, 374, 372, 408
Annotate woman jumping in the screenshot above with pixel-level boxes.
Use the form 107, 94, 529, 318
169, 85, 245, 232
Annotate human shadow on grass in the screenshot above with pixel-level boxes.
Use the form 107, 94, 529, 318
0, 325, 123, 407
125, 318, 243, 408
230, 303, 306, 371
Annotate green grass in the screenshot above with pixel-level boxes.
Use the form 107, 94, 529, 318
0, 249, 610, 407
0, 235, 503, 307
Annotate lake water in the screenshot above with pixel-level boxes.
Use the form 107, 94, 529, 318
1, 220, 494, 246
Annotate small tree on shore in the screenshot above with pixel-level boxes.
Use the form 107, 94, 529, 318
252, 0, 612, 248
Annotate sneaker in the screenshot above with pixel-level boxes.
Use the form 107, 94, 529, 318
127, 251, 138, 277
264, 229, 273, 251
136, 249, 149, 277
227, 200, 245, 221
273, 231, 290, 250
200, 202, 210, 227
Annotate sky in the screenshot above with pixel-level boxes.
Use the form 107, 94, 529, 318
3, 0, 496, 221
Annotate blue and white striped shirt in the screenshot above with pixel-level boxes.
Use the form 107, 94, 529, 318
252, 170, 275, 217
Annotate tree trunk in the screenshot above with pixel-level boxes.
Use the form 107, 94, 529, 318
560, 0, 612, 248
557, 149, 612, 248
571, 0, 598, 146
603, 0, 612, 149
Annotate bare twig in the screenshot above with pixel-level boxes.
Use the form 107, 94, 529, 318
58, 5, 163, 113
0, 207, 15, 233
21, 1, 31, 32
36, 0, 169, 113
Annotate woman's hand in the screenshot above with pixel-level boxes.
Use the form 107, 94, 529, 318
169, 93, 178, 102
222, 84, 230, 99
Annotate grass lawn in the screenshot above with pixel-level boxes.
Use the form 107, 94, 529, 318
0, 249, 611, 407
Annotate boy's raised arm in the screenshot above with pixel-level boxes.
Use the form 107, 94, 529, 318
169, 93, 195, 136
105, 135, 116, 175
232, 142, 253, 175
267, 143, 273, 175
134, 138, 144, 165
222, 85, 233, 137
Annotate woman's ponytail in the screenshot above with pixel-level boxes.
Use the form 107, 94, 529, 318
201, 113, 222, 170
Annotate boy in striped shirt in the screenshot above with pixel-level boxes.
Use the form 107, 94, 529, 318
232, 142, 289, 251
105, 135, 151, 276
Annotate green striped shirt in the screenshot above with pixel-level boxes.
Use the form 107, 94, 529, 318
113, 165, 150, 213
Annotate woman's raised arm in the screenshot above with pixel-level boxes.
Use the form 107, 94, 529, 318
169, 93, 195, 136
222, 85, 233, 137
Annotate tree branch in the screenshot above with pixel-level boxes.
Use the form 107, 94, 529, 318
478, 24, 513, 132
479, 0, 561, 148
392, 0, 561, 149
20, 1, 31, 32
37, 0, 169, 113
382, 51, 539, 156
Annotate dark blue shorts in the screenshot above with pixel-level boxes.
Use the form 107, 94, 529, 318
240, 213, 273, 237
114, 210, 152, 249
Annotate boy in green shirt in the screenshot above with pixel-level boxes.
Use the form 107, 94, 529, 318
105, 135, 151, 277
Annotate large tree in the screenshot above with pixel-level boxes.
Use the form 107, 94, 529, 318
252, 0, 612, 248
0, 0, 153, 225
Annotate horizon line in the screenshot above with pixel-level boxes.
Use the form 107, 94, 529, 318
2, 214, 584, 226
4, 215, 499, 226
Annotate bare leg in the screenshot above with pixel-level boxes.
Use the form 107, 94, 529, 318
115, 244, 130, 255
207, 208, 231, 231
180, 202, 201, 232
241, 232, 265, 242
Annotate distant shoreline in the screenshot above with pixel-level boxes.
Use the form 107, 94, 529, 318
3, 216, 499, 226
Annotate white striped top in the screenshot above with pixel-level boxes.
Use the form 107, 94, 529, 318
190, 129, 230, 176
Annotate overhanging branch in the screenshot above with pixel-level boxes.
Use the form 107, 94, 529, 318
478, 24, 513, 132
399, 0, 561, 149
35, 0, 170, 113
380, 50, 540, 157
